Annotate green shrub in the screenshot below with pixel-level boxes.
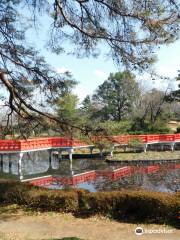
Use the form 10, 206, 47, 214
78, 191, 180, 225
27, 189, 79, 212
128, 138, 143, 150
0, 180, 33, 204
99, 121, 132, 135
130, 118, 171, 134
0, 181, 79, 212
0, 181, 179, 227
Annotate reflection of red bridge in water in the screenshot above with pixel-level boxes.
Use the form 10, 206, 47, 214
0, 134, 180, 158
28, 164, 180, 187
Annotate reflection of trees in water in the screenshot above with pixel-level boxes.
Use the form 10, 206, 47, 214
57, 160, 73, 176
94, 174, 144, 192
56, 158, 109, 177
71, 158, 108, 173
23, 151, 50, 175
0, 153, 21, 175
22, 152, 109, 176
141, 165, 180, 192
93, 164, 180, 192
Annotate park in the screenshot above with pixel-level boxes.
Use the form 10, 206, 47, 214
0, 1, 180, 240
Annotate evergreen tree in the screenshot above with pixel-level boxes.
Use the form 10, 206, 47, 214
92, 71, 140, 121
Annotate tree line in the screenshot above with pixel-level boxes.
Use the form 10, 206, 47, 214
1, 69, 179, 138
0, 0, 179, 138
19, 71, 179, 138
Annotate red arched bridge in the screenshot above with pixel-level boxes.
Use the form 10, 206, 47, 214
1, 134, 179, 182
0, 134, 180, 160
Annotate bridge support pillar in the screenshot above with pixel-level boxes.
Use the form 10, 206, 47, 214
9, 154, 12, 173
68, 148, 74, 161
89, 146, 94, 155
110, 145, 115, 157
143, 144, 148, 153
58, 150, 62, 160
170, 142, 175, 151
69, 158, 74, 176
18, 152, 24, 180
123, 145, 127, 152
99, 148, 104, 158
160, 144, 164, 151
0, 154, 3, 171
48, 149, 52, 169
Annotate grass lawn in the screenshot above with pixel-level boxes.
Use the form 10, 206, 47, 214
107, 150, 180, 161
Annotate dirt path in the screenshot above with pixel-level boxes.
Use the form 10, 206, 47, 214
0, 205, 179, 240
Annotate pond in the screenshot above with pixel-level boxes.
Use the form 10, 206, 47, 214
0, 150, 179, 193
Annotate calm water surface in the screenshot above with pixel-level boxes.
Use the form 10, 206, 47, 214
0, 150, 179, 192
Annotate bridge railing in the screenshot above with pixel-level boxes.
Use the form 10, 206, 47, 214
51, 137, 88, 148
0, 137, 90, 152
51, 137, 72, 148
112, 135, 147, 144
0, 134, 180, 152
20, 138, 52, 150
0, 140, 21, 151
174, 134, 180, 141
112, 134, 180, 144
146, 135, 159, 142
70, 139, 89, 147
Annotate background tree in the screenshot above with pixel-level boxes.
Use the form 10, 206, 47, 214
92, 71, 140, 121
0, 0, 179, 136
54, 93, 81, 137
168, 70, 180, 101
131, 88, 173, 133
56, 93, 79, 123
80, 95, 95, 120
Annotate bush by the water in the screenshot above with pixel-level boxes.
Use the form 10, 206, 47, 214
0, 180, 179, 227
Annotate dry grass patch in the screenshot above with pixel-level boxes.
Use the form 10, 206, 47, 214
108, 150, 180, 161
